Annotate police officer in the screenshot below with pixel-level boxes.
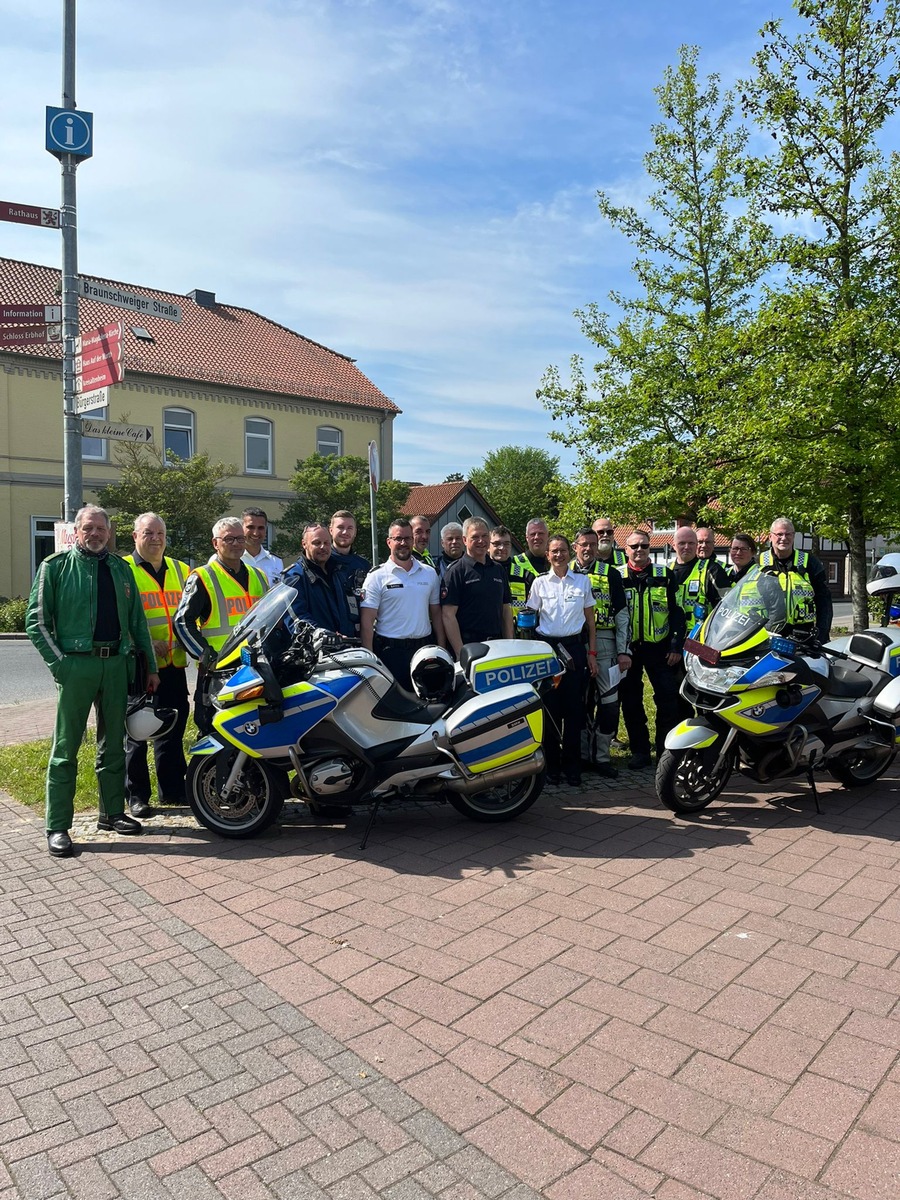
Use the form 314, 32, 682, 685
360, 520, 444, 688
696, 526, 718, 562
441, 518, 513, 653
760, 518, 832, 641
727, 533, 757, 584
410, 516, 436, 567
26, 506, 159, 857
618, 531, 685, 769
437, 522, 465, 580
671, 527, 730, 629
592, 519, 627, 569
329, 510, 370, 634
490, 525, 530, 631
529, 535, 597, 787
512, 518, 550, 584
571, 528, 631, 777
174, 517, 268, 727
282, 524, 356, 635
124, 513, 191, 817
241, 508, 284, 587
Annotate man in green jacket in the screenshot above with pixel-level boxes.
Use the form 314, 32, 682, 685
26, 505, 159, 858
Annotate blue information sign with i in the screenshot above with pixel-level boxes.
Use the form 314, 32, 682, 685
46, 107, 93, 159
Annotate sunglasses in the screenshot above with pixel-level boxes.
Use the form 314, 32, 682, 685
628, 543, 650, 550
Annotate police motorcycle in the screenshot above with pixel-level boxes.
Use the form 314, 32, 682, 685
186, 583, 563, 840
656, 572, 900, 815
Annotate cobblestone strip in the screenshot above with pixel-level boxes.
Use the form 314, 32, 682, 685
0, 797, 542, 1200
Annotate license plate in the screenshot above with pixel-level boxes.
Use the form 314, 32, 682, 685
684, 637, 720, 665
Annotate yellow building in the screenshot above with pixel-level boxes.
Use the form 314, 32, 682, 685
0, 257, 399, 597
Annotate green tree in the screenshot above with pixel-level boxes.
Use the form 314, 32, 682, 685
742, 0, 900, 627
468, 445, 562, 539
97, 441, 233, 563
539, 45, 769, 528
443, 471, 465, 483
276, 453, 410, 563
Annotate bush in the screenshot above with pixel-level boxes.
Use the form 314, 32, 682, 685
0, 597, 27, 633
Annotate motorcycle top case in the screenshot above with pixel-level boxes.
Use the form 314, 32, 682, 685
463, 639, 561, 694
445, 684, 543, 774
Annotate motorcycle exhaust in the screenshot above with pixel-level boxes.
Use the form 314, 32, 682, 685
442, 752, 544, 793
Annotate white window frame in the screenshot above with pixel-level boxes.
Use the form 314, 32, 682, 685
81, 400, 109, 462
163, 406, 195, 462
245, 417, 273, 475
31, 516, 58, 578
316, 425, 342, 457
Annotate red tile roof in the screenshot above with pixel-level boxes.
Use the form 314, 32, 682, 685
0, 257, 398, 413
400, 481, 468, 519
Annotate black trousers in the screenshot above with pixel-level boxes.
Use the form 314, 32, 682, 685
125, 664, 190, 803
619, 641, 680, 757
542, 636, 587, 774
373, 633, 431, 690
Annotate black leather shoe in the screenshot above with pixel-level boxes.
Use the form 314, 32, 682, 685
47, 831, 73, 857
547, 773, 562, 786
97, 813, 142, 835
627, 753, 652, 770
565, 774, 582, 787
129, 801, 155, 819
595, 762, 619, 779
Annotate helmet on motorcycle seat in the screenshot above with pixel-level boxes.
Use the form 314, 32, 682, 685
410, 645, 456, 703
125, 694, 178, 742
868, 553, 900, 595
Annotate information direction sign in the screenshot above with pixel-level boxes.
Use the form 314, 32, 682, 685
0, 303, 62, 322
0, 324, 61, 348
0, 201, 60, 229
76, 278, 181, 323
75, 322, 124, 392
75, 387, 110, 415
80, 419, 152, 444
46, 107, 93, 159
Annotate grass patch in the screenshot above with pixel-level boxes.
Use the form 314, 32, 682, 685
0, 725, 200, 815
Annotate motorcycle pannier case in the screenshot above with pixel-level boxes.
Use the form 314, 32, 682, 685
445, 684, 544, 774
461, 639, 561, 695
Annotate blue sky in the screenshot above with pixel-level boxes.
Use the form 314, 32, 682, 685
0, 0, 778, 483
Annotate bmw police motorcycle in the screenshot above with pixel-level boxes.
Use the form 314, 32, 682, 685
656, 569, 900, 814
187, 583, 563, 839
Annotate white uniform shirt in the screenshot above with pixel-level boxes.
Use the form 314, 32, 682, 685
242, 546, 284, 588
528, 569, 595, 637
360, 558, 440, 638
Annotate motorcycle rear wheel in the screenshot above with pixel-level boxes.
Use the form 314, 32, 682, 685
656, 748, 734, 815
828, 749, 896, 789
447, 771, 544, 822
187, 755, 286, 839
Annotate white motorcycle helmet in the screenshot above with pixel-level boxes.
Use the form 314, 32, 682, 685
409, 645, 456, 703
867, 552, 900, 595
125, 694, 178, 741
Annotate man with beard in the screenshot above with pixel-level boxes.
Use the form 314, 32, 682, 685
410, 515, 436, 567
360, 520, 444, 688
329, 510, 370, 634
592, 518, 627, 569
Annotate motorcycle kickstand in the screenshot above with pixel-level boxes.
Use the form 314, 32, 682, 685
806, 767, 822, 815
360, 796, 384, 851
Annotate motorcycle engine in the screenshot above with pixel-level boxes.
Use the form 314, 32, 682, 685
307, 758, 358, 796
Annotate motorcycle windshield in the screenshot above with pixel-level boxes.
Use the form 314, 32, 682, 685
703, 574, 788, 653
217, 582, 296, 662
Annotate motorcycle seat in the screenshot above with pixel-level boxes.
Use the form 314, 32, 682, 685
828, 659, 873, 699
458, 643, 490, 674
371, 682, 450, 725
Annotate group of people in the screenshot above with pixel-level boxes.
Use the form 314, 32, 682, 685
25, 499, 833, 858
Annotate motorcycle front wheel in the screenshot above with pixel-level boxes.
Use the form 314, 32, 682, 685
448, 771, 544, 822
187, 755, 287, 839
656, 748, 734, 815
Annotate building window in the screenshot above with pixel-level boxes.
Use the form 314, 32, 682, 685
827, 560, 840, 585
316, 425, 342, 457
457, 505, 472, 522
245, 417, 272, 474
81, 401, 109, 461
32, 517, 57, 577
164, 407, 194, 461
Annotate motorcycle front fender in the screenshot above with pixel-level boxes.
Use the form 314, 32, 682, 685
664, 718, 720, 751
189, 735, 226, 757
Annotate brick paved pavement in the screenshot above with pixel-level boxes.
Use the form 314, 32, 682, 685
2, 700, 900, 1197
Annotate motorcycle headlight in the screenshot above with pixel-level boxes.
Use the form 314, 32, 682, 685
686, 655, 746, 693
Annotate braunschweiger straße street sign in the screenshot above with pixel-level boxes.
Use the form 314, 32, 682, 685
76, 278, 182, 323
